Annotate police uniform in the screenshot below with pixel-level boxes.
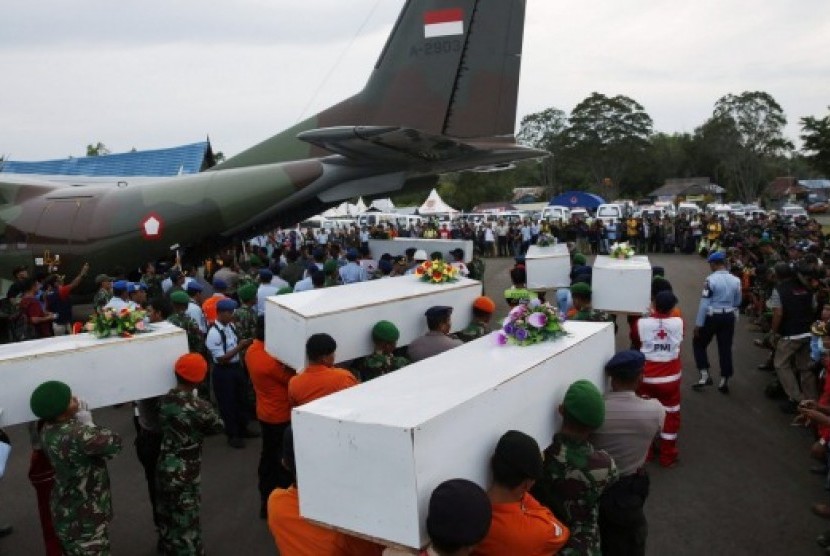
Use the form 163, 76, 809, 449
591, 351, 664, 556
206, 299, 250, 443
407, 306, 463, 362
692, 251, 742, 392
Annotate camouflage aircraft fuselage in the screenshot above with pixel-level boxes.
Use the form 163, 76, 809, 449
0, 0, 544, 285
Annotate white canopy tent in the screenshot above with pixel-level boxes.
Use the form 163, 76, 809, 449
418, 189, 458, 216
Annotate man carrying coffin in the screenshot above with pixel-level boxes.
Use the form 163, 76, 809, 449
471, 431, 570, 555
31, 381, 123, 554
532, 380, 618, 556
354, 321, 410, 382
288, 333, 358, 407
408, 306, 464, 362
591, 351, 665, 555
633, 291, 684, 467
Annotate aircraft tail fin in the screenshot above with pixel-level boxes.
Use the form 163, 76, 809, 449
217, 0, 527, 170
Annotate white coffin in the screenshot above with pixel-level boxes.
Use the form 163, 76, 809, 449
591, 255, 652, 313
0, 323, 187, 427
265, 277, 482, 370
525, 244, 571, 289
293, 321, 614, 549
368, 239, 474, 262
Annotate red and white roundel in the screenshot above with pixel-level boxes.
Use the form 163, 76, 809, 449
570, 196, 578, 204
140, 213, 164, 240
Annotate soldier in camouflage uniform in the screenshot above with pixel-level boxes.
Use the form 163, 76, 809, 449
92, 274, 114, 315
234, 284, 259, 342
467, 247, 486, 282
140, 262, 164, 299
569, 283, 613, 324
168, 290, 205, 353
532, 380, 618, 556
456, 296, 495, 343
156, 354, 224, 555
354, 321, 409, 382
30, 380, 123, 555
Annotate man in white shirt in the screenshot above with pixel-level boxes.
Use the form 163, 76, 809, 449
103, 280, 137, 312
185, 282, 207, 334
206, 298, 255, 448
256, 269, 281, 316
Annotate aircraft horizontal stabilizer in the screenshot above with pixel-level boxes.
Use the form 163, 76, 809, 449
297, 126, 545, 172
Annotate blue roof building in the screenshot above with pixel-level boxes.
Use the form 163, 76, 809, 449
0, 141, 215, 177
549, 190, 606, 209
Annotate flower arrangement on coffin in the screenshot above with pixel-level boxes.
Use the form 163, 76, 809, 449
610, 241, 636, 260
86, 307, 148, 338
536, 234, 556, 247
496, 300, 567, 346
414, 259, 459, 284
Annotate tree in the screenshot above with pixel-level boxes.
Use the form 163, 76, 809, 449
801, 107, 830, 176
517, 108, 568, 150
86, 142, 110, 156
560, 92, 653, 198
699, 91, 792, 201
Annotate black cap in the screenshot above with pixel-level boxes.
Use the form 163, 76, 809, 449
426, 479, 492, 548
493, 430, 543, 480
425, 306, 453, 319
449, 248, 464, 259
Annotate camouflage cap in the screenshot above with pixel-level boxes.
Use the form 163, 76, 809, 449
372, 320, 400, 343
30, 380, 72, 420
94, 273, 114, 285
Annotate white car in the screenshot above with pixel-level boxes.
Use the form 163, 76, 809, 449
781, 205, 808, 219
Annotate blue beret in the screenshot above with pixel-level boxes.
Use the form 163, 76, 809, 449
212, 278, 228, 289
306, 261, 319, 271
258, 269, 274, 281
346, 248, 359, 260
216, 299, 238, 312
707, 251, 726, 263
186, 281, 204, 293
112, 280, 129, 292
425, 306, 453, 319
605, 350, 645, 378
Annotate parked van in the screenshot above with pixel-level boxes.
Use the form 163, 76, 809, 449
596, 203, 624, 224
781, 205, 808, 219
356, 212, 424, 229
677, 202, 701, 217
541, 205, 571, 223
640, 206, 666, 219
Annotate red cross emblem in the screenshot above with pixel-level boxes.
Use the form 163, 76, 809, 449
655, 328, 668, 340
140, 213, 164, 240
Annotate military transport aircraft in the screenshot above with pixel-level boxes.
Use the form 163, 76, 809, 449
0, 0, 543, 283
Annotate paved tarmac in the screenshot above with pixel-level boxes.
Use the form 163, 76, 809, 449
0, 253, 826, 555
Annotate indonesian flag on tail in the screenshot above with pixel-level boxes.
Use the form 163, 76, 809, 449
424, 8, 464, 38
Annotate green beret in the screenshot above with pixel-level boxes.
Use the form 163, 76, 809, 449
563, 380, 605, 428
30, 381, 72, 420
170, 291, 190, 305
277, 287, 293, 295
372, 320, 400, 343
572, 253, 587, 265
323, 260, 339, 273
248, 254, 263, 267
238, 284, 257, 302
570, 282, 592, 297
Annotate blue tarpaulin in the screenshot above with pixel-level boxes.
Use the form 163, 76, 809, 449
549, 191, 606, 209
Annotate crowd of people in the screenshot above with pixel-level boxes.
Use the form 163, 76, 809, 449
4, 207, 830, 554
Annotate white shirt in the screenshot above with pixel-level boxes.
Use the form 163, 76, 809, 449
257, 283, 280, 316
206, 321, 240, 364
294, 277, 314, 292
186, 301, 207, 333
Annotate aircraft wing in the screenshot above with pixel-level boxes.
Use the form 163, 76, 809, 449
297, 126, 547, 172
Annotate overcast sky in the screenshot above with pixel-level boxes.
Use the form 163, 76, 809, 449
1, 0, 828, 161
